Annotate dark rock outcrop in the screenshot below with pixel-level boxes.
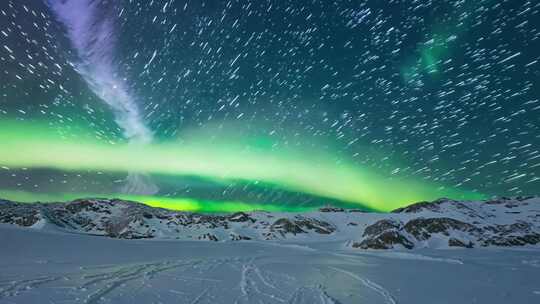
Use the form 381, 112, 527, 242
448, 238, 474, 248
404, 218, 477, 240
353, 230, 414, 249
358, 215, 540, 250
270, 217, 335, 237
271, 218, 306, 236
319, 206, 345, 213
0, 201, 42, 227
198, 233, 219, 242
228, 212, 254, 223
230, 234, 252, 241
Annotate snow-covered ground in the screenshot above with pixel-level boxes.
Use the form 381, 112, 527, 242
1, 223, 540, 304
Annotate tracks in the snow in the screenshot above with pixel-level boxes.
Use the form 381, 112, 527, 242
328, 266, 397, 304
234, 259, 345, 304
0, 276, 62, 299
0, 257, 393, 304
235, 258, 288, 303
82, 261, 194, 304
287, 286, 342, 304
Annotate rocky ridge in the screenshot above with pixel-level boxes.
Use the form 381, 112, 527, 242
1, 196, 539, 250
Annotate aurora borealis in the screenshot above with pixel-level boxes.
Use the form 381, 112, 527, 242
0, 119, 485, 211
0, 0, 539, 212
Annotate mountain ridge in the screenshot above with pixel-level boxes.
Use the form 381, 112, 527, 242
1, 196, 539, 250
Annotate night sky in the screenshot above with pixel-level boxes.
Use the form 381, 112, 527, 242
0, 0, 538, 212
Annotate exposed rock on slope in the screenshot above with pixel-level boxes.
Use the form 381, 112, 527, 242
353, 219, 414, 249
1, 196, 539, 250
0, 198, 337, 241
355, 197, 540, 249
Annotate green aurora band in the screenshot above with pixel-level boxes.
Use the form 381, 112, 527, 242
0, 120, 485, 212
0, 190, 313, 213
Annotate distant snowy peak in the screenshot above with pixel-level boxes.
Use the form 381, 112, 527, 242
357, 196, 540, 249
0, 198, 340, 241
0, 196, 539, 250
391, 196, 536, 215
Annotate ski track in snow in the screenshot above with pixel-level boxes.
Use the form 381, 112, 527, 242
82, 261, 194, 304
0, 257, 352, 304
1, 225, 538, 304
287, 286, 342, 304
328, 266, 397, 304
189, 287, 210, 304
0, 276, 62, 299
0, 255, 537, 303
0, 259, 213, 303
236, 258, 288, 303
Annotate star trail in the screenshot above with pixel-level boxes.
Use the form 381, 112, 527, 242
0, 0, 538, 212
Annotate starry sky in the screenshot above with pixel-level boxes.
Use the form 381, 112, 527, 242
0, 0, 538, 212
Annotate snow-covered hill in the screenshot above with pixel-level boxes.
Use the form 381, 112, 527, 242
1, 196, 539, 249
